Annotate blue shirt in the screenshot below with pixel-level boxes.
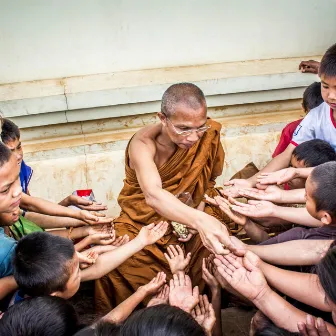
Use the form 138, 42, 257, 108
19, 160, 33, 194
0, 228, 16, 277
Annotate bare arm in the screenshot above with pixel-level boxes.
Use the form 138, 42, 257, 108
243, 220, 269, 243
259, 262, 330, 312
129, 138, 232, 254
0, 276, 17, 300
274, 206, 321, 227
246, 239, 333, 266
80, 222, 167, 281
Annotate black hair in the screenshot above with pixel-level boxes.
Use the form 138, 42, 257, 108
161, 82, 206, 117
310, 162, 336, 216
319, 43, 336, 78
0, 296, 80, 336
0, 142, 12, 168
75, 305, 206, 336
316, 247, 336, 305
1, 118, 20, 144
253, 311, 299, 336
292, 139, 336, 167
13, 232, 75, 296
302, 82, 323, 113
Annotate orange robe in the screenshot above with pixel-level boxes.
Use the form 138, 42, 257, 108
95, 119, 226, 313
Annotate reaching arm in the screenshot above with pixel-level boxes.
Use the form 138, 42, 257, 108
0, 276, 17, 300
80, 222, 168, 281
259, 261, 330, 312
129, 137, 232, 254
20, 194, 112, 226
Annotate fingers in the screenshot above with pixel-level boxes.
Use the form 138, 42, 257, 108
223, 180, 235, 187
193, 285, 200, 299
178, 233, 193, 242
204, 194, 219, 206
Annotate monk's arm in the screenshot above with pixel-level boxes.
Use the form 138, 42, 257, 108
247, 143, 295, 186
129, 140, 214, 229
0, 276, 17, 300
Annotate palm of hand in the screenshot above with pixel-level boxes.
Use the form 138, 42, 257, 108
229, 209, 247, 226
230, 267, 267, 301
168, 256, 189, 274
169, 287, 198, 312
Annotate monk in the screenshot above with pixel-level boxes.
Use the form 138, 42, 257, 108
95, 83, 233, 312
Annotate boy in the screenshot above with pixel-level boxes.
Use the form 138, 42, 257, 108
272, 82, 323, 158
12, 222, 168, 300
225, 43, 336, 196
1, 117, 106, 211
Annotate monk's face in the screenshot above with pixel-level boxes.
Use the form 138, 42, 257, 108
161, 103, 208, 149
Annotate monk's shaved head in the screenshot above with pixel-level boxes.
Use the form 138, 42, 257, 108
161, 83, 206, 117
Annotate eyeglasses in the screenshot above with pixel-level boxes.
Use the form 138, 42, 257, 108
163, 114, 211, 136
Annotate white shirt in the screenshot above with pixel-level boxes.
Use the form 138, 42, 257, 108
291, 102, 336, 150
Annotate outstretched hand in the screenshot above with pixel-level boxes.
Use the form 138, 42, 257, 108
164, 245, 191, 274
202, 256, 220, 292
222, 179, 254, 198
191, 295, 216, 335
137, 221, 168, 246
257, 168, 298, 186
230, 199, 277, 219
79, 210, 114, 226
298, 315, 331, 336
140, 271, 167, 296
169, 272, 199, 313
237, 185, 284, 203
147, 284, 170, 307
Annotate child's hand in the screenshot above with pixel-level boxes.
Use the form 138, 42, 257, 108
111, 234, 130, 247
164, 245, 191, 274
191, 295, 216, 336
139, 271, 166, 296
67, 195, 108, 211
84, 235, 130, 255
298, 315, 331, 336
228, 236, 248, 257
202, 257, 220, 292
79, 210, 113, 226
86, 223, 114, 236
169, 272, 199, 313
88, 232, 116, 245
238, 185, 284, 203
215, 251, 269, 303
230, 199, 277, 219
137, 221, 168, 247
77, 251, 98, 269
222, 179, 254, 198
257, 168, 298, 186
147, 284, 170, 307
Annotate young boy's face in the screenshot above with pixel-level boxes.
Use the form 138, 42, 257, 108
305, 175, 332, 225
321, 75, 336, 110
5, 138, 23, 165
0, 154, 22, 214
54, 252, 81, 299
288, 155, 306, 189
0, 208, 20, 227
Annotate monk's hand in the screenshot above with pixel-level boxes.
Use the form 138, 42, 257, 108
257, 167, 298, 186
169, 272, 199, 313
222, 179, 254, 198
79, 210, 114, 226
298, 315, 331, 336
137, 221, 169, 246
299, 60, 320, 74
195, 213, 233, 255
164, 245, 191, 274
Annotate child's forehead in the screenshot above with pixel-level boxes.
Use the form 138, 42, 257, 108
0, 156, 20, 186
321, 75, 336, 87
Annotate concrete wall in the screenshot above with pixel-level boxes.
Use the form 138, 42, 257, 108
1, 0, 335, 84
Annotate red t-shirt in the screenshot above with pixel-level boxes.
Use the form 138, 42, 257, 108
272, 119, 303, 158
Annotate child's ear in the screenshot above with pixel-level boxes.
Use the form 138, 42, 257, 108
320, 212, 332, 225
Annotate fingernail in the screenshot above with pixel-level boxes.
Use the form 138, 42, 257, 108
317, 318, 323, 327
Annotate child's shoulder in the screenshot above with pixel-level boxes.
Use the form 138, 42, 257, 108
307, 101, 328, 116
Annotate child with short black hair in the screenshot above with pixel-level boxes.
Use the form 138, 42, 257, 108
0, 296, 80, 336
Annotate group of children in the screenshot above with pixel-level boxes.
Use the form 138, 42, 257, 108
1, 43, 336, 336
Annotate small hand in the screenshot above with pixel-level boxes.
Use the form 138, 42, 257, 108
79, 210, 113, 226
222, 179, 254, 198
140, 271, 166, 296
238, 185, 284, 203
298, 315, 331, 336
299, 60, 320, 74
77, 250, 98, 269
174, 231, 194, 242
147, 284, 170, 307
86, 223, 114, 236
169, 272, 199, 313
137, 221, 168, 246
191, 295, 216, 336
68, 195, 108, 211
111, 234, 130, 247
230, 199, 277, 219
88, 232, 116, 245
202, 257, 220, 292
257, 168, 298, 186
164, 245, 191, 274
228, 236, 247, 257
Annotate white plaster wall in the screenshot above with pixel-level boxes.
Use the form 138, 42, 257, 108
1, 0, 335, 84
